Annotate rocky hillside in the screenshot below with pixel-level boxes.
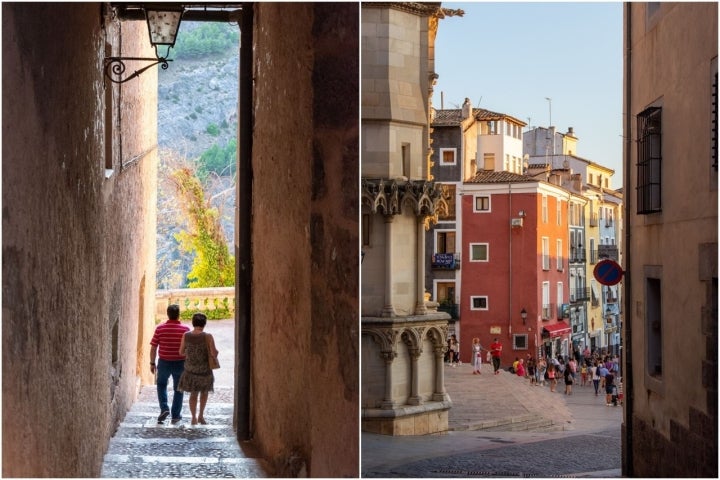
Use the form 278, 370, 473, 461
156, 23, 238, 289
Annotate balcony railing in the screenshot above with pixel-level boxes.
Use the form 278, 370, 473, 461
541, 303, 556, 320
570, 287, 590, 303
570, 247, 586, 263
437, 303, 459, 319
432, 252, 461, 270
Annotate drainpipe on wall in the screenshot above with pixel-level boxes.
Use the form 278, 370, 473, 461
622, 2, 634, 476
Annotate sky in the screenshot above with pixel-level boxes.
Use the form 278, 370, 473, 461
432, 2, 624, 189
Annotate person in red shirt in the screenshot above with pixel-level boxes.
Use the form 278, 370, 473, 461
150, 304, 190, 424
490, 338, 503, 375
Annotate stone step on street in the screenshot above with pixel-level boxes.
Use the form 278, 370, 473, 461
101, 386, 269, 478
444, 362, 574, 432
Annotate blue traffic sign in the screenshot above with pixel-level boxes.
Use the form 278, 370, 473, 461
593, 259, 624, 286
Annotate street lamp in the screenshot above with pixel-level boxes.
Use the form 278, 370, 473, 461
104, 6, 184, 84
520, 308, 527, 325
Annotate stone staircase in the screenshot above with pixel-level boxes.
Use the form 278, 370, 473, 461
444, 363, 574, 433
101, 386, 269, 478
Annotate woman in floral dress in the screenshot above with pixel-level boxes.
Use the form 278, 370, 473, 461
178, 313, 219, 425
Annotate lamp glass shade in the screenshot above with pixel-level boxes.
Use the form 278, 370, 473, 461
146, 9, 183, 46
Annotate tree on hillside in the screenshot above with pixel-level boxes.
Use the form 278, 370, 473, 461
170, 167, 235, 287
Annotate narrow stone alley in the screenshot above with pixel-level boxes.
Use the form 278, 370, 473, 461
100, 319, 269, 477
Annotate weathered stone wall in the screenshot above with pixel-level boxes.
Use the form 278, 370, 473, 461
2, 4, 157, 476
251, 3, 358, 477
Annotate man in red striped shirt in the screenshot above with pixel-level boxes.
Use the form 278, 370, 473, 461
150, 304, 190, 424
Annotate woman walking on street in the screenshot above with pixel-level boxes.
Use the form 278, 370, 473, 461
563, 362, 574, 395
178, 313, 219, 425
471, 337, 484, 374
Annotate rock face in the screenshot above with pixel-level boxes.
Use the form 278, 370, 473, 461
158, 52, 238, 161
156, 34, 238, 289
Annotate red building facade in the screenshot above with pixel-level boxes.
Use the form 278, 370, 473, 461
459, 171, 571, 367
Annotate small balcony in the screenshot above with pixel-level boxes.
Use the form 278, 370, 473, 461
570, 287, 590, 303
541, 303, 556, 320
570, 247, 586, 264
432, 252, 461, 270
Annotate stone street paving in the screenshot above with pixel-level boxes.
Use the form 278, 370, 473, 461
362, 362, 623, 477
102, 386, 269, 478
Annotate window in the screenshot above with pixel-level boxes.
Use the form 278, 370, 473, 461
487, 120, 496, 135
637, 106, 662, 214
512, 334, 528, 350
402, 143, 411, 177
646, 274, 662, 377
470, 296, 488, 310
557, 282, 564, 308
556, 239, 563, 270
435, 230, 456, 253
439, 147, 456, 166
362, 214, 371, 246
557, 199, 562, 225
436, 282, 455, 304
484, 153, 495, 170
470, 243, 489, 262
474, 195, 490, 212
542, 195, 548, 223
589, 238, 596, 264
438, 184, 456, 220
542, 237, 550, 270
589, 173, 594, 185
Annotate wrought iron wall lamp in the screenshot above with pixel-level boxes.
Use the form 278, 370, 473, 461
104, 5, 184, 84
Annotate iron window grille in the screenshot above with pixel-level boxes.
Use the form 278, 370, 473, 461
636, 106, 662, 214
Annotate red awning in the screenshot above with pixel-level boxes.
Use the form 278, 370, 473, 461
543, 321, 571, 338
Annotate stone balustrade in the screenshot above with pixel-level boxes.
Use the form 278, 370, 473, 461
155, 287, 235, 322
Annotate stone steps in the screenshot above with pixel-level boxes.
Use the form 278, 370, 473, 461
101, 387, 269, 478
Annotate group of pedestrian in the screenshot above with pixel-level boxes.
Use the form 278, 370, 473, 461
150, 304, 220, 426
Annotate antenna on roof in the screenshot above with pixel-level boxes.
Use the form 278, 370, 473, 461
476, 96, 482, 106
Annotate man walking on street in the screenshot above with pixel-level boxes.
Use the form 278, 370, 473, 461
490, 338, 503, 375
150, 304, 190, 424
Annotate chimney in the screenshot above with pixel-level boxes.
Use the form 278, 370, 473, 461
462, 97, 472, 119
567, 127, 575, 136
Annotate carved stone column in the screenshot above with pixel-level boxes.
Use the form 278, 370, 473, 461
402, 328, 422, 406
380, 350, 397, 409
382, 215, 396, 317
432, 343, 449, 401
414, 216, 428, 315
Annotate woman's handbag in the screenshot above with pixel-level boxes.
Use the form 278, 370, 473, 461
206, 334, 220, 369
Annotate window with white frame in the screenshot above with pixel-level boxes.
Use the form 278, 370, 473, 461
513, 334, 528, 350
439, 148, 457, 166
557, 282, 564, 308
470, 243, 489, 262
470, 296, 489, 310
556, 239, 563, 270
557, 198, 562, 225
542, 195, 548, 223
474, 195, 491, 212
542, 237, 550, 270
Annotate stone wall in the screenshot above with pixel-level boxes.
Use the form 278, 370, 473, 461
250, 3, 358, 477
2, 4, 157, 477
362, 315, 451, 435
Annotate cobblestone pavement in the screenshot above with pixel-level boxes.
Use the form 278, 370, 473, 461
362, 363, 623, 478
102, 386, 269, 477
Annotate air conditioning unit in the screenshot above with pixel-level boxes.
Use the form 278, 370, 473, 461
511, 218, 523, 227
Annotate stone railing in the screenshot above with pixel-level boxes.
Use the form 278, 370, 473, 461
155, 287, 235, 322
